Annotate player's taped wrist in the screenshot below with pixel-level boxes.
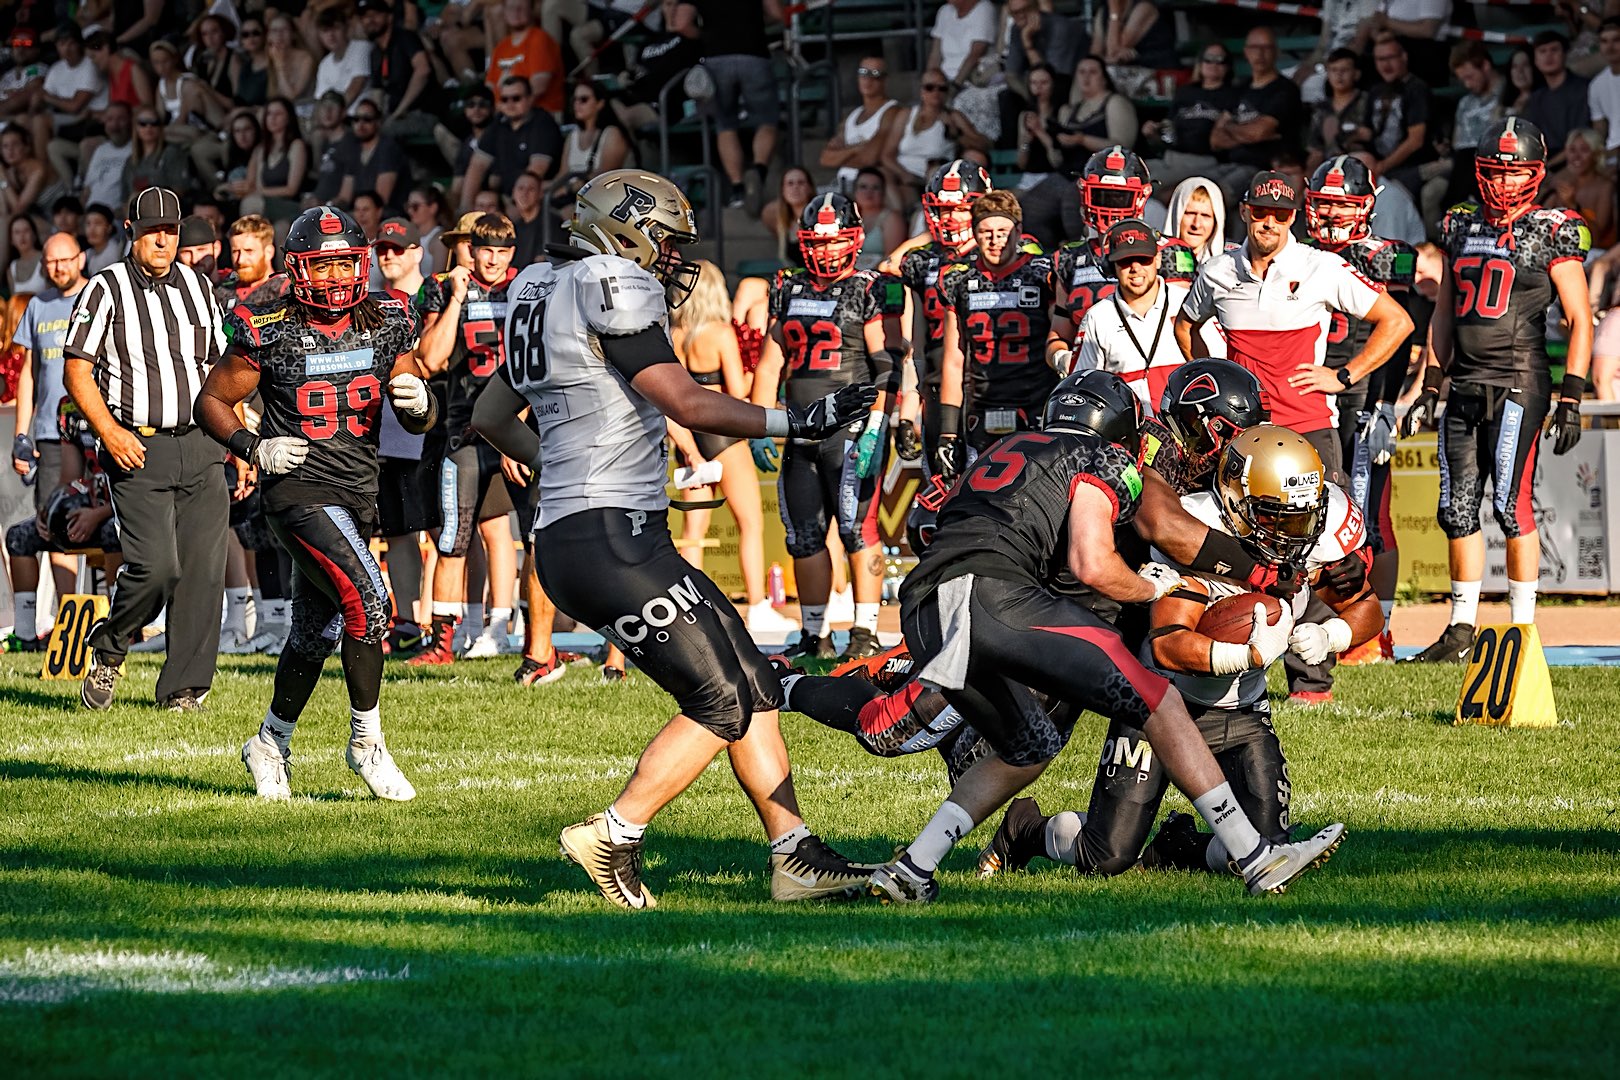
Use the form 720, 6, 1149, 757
226, 427, 260, 463
1560, 373, 1586, 402
1209, 640, 1252, 677
1421, 364, 1443, 393
937, 403, 961, 433
1323, 617, 1353, 654
764, 408, 789, 438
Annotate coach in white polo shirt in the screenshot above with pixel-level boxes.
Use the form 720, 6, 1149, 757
1068, 219, 1190, 411
1174, 170, 1411, 482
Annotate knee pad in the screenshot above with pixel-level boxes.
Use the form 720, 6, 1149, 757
783, 532, 829, 560
6, 520, 40, 557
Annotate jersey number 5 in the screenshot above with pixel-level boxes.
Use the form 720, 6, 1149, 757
299, 375, 381, 440
966, 432, 1053, 493
1453, 255, 1515, 319
505, 299, 549, 384
463, 319, 504, 377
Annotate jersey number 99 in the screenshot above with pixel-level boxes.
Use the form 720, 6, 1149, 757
298, 375, 381, 440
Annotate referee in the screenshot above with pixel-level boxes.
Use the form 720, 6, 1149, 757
63, 187, 230, 712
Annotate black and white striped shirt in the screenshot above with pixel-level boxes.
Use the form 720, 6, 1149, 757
63, 257, 226, 430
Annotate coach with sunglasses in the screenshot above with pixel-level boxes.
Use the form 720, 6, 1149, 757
63, 187, 230, 713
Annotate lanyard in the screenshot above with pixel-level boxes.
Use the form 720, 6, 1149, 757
1113, 283, 1169, 369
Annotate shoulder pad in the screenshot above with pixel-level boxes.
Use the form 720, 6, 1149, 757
1018, 239, 1044, 255
510, 262, 558, 303
578, 254, 667, 337
224, 302, 291, 349
1308, 484, 1366, 568
1177, 490, 1227, 533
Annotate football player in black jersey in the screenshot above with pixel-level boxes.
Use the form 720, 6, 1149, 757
866, 369, 1346, 904
196, 207, 439, 802
751, 193, 908, 662
890, 160, 992, 471
410, 212, 523, 667
936, 190, 1058, 481
1305, 155, 1419, 661
1401, 118, 1593, 662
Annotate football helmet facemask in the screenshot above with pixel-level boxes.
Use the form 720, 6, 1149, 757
1214, 425, 1328, 567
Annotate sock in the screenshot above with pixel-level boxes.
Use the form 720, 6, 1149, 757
487, 607, 512, 638
432, 600, 459, 618
769, 822, 810, 854
1192, 782, 1265, 869
224, 586, 252, 635
1205, 835, 1232, 874
904, 800, 975, 873
1508, 579, 1537, 624
1449, 579, 1481, 628
1044, 810, 1084, 866
801, 604, 828, 637
1380, 599, 1394, 627
854, 602, 880, 634
350, 704, 381, 744
463, 602, 485, 634
778, 672, 803, 709
13, 591, 35, 639
268, 599, 289, 625
604, 804, 646, 844
258, 708, 296, 751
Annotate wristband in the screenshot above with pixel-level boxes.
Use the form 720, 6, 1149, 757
764, 408, 789, 438
226, 427, 260, 462
1209, 640, 1253, 677
1421, 364, 1443, 393
937, 403, 961, 433
1190, 528, 1258, 581
1335, 366, 1352, 388
1560, 373, 1587, 401
1323, 617, 1353, 654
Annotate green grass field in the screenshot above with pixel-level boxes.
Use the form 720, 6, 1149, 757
2, 652, 1618, 1076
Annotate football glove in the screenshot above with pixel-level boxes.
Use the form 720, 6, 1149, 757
1138, 562, 1183, 601
933, 435, 963, 484
786, 383, 880, 441
1289, 618, 1352, 666
388, 372, 431, 418
750, 437, 779, 472
1400, 388, 1440, 438
1358, 402, 1397, 466
852, 412, 887, 479
1546, 398, 1582, 456
256, 436, 310, 475
1249, 601, 1296, 667
894, 418, 923, 461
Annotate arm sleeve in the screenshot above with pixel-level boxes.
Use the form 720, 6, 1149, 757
63, 277, 112, 363
599, 325, 680, 381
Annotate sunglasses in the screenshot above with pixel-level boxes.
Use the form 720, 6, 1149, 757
573, 95, 594, 103
1248, 205, 1294, 221
1202, 55, 1228, 63
1113, 255, 1153, 268
355, 114, 380, 123
857, 66, 886, 77
137, 118, 159, 127
922, 82, 948, 91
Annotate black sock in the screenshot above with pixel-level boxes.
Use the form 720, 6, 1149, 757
340, 635, 384, 713
255, 544, 287, 601
268, 649, 326, 726
786, 675, 882, 735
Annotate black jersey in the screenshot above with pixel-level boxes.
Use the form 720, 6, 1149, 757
1316, 236, 1415, 370
215, 271, 290, 311
902, 430, 1144, 601
1052, 236, 1196, 325
224, 293, 420, 513
940, 244, 1060, 410
1440, 202, 1589, 391
768, 266, 904, 405
417, 267, 520, 439
897, 240, 963, 389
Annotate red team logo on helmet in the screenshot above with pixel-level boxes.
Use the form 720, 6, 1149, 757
1306, 155, 1376, 244
797, 193, 865, 280
1080, 146, 1151, 234
921, 160, 992, 249
1475, 117, 1546, 219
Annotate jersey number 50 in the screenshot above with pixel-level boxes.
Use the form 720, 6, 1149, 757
506, 299, 549, 384
1453, 255, 1515, 319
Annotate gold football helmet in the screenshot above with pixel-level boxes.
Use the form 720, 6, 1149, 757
1214, 425, 1328, 566
569, 169, 701, 303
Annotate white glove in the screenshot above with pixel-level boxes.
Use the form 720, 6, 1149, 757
1289, 617, 1352, 666
1050, 348, 1074, 377
1138, 561, 1183, 601
1248, 601, 1296, 667
389, 373, 431, 418
256, 435, 310, 475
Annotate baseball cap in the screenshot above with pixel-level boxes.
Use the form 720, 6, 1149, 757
1104, 219, 1158, 264
179, 214, 216, 248
375, 217, 421, 249
442, 211, 485, 242
127, 187, 182, 231
355, 0, 393, 12
1243, 170, 1301, 210
9, 27, 36, 48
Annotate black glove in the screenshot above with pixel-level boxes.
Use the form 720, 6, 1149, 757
1400, 388, 1439, 438
785, 383, 880, 441
933, 435, 963, 484
894, 418, 923, 460
1545, 374, 1585, 456
1320, 548, 1372, 598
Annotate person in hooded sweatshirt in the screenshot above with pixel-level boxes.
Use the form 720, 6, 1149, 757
1164, 177, 1236, 357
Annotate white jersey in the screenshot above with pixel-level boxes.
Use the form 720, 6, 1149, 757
1146, 483, 1365, 710
501, 255, 673, 528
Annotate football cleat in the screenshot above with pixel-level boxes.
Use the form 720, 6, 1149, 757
2, 633, 46, 653
345, 739, 416, 801
866, 859, 940, 905
79, 650, 122, 711
782, 630, 835, 661
838, 626, 882, 662
1139, 811, 1208, 872
462, 628, 505, 658
386, 622, 425, 656
601, 664, 626, 683
241, 735, 292, 800
514, 652, 567, 686
1241, 823, 1346, 896
1402, 622, 1475, 664
1287, 690, 1333, 706
218, 627, 257, 655
769, 834, 873, 901
406, 637, 456, 666
559, 814, 657, 910
976, 796, 1047, 878
1336, 634, 1386, 667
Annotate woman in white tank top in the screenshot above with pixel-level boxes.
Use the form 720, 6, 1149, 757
878, 69, 987, 208
834, 97, 897, 191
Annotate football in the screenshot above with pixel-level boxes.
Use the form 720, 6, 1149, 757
1197, 591, 1286, 644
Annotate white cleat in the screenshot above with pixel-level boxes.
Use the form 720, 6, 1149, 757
346, 739, 416, 801
219, 627, 257, 654
241, 736, 291, 800
745, 601, 799, 636
1243, 824, 1346, 895
461, 630, 504, 658
250, 623, 289, 656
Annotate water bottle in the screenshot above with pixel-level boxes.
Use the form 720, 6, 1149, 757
767, 562, 785, 607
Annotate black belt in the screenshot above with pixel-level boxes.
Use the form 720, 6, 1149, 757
133, 424, 197, 437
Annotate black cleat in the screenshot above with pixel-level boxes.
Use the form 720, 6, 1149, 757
976, 796, 1048, 878
782, 630, 835, 661
770, 833, 874, 901
838, 626, 882, 662
1402, 622, 1475, 664
1140, 811, 1211, 872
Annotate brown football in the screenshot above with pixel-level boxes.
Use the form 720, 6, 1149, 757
1197, 592, 1286, 644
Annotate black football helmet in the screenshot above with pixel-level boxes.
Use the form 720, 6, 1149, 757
284, 206, 370, 314
797, 192, 865, 280
1306, 155, 1376, 245
921, 159, 993, 249
1160, 358, 1270, 483
43, 481, 99, 553
1043, 369, 1144, 460
1079, 146, 1152, 236
907, 472, 953, 554
1475, 117, 1546, 219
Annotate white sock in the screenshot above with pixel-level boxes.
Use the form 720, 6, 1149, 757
224, 586, 252, 635
487, 607, 512, 637
463, 602, 485, 633
604, 804, 646, 844
801, 603, 828, 637
1192, 782, 1264, 868
854, 602, 880, 633
904, 800, 975, 873
259, 709, 296, 751
1044, 810, 1085, 866
1380, 599, 1394, 627
1508, 579, 1537, 624
1449, 579, 1481, 628
269, 599, 289, 624
770, 822, 810, 854
14, 591, 36, 639
1205, 835, 1232, 874
432, 600, 459, 618
778, 672, 803, 708
350, 704, 382, 744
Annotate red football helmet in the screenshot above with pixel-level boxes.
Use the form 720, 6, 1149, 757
921, 159, 992, 248
1475, 118, 1546, 220
797, 193, 864, 280
284, 206, 369, 314
1305, 155, 1377, 244
1080, 146, 1152, 235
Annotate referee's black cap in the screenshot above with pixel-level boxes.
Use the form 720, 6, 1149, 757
127, 187, 183, 231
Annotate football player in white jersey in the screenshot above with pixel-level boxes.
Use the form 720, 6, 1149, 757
473, 169, 880, 910
979, 427, 1380, 880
